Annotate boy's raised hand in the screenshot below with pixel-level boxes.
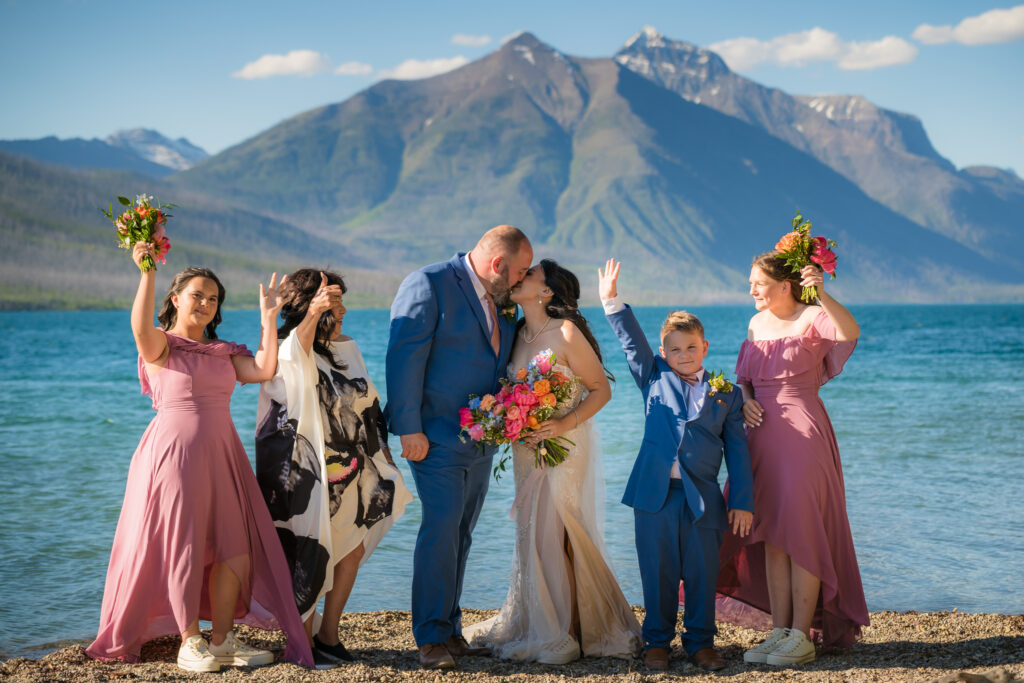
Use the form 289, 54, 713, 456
729, 509, 753, 537
598, 258, 621, 300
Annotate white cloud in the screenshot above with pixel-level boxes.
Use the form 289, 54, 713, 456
378, 56, 469, 80
452, 33, 492, 47
913, 5, 1024, 45
839, 36, 919, 70
709, 27, 917, 71
233, 50, 333, 79
334, 61, 373, 76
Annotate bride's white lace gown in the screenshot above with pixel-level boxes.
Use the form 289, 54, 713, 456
464, 364, 642, 663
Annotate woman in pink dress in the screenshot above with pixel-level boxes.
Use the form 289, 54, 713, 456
714, 252, 867, 666
86, 241, 314, 671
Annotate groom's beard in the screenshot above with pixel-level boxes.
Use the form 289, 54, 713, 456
486, 264, 513, 308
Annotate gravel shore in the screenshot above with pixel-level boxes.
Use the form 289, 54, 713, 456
2, 609, 1021, 682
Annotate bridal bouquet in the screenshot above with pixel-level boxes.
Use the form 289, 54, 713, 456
459, 349, 579, 479
102, 194, 173, 271
774, 209, 838, 303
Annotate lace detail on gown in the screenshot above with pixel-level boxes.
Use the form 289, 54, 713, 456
464, 364, 641, 661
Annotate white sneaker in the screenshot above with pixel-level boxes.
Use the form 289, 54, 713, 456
207, 630, 275, 667
536, 634, 581, 665
177, 634, 220, 672
765, 628, 815, 666
743, 627, 789, 664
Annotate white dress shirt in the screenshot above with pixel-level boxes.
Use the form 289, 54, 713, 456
464, 253, 495, 334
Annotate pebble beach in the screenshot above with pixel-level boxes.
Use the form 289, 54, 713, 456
3, 609, 1021, 682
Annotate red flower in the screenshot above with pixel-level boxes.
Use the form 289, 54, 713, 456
459, 407, 474, 428
811, 236, 827, 251
811, 248, 837, 275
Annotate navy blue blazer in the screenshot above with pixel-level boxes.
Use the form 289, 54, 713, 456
385, 254, 516, 457
607, 305, 754, 529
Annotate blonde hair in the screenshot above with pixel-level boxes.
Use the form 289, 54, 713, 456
660, 310, 705, 343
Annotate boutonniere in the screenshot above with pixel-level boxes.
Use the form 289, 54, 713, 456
501, 304, 517, 323
707, 370, 733, 397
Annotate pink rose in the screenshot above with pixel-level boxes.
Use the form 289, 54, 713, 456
152, 220, 166, 242
503, 417, 526, 441
811, 248, 837, 275
468, 424, 485, 441
534, 355, 552, 374
479, 394, 495, 411
512, 383, 539, 408
506, 405, 521, 420
459, 407, 474, 428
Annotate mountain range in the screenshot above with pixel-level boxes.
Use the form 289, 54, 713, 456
1, 29, 1022, 309
0, 129, 208, 178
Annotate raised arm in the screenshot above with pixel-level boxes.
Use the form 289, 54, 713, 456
801, 265, 859, 341
293, 272, 343, 356
386, 270, 438, 461
130, 242, 168, 364
599, 258, 655, 387
232, 273, 288, 383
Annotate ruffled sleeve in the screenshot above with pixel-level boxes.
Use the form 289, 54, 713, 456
801, 309, 856, 385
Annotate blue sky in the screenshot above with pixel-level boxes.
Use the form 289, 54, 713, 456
1, 0, 1022, 175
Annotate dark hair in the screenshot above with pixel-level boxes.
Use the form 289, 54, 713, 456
752, 251, 807, 304
157, 267, 226, 339
277, 268, 348, 369
522, 259, 612, 380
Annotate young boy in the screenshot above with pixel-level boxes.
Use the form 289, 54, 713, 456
599, 258, 754, 671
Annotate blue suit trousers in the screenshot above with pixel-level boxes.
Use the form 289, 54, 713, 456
634, 479, 721, 655
409, 447, 492, 646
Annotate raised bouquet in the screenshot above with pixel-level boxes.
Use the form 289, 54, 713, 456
102, 194, 173, 271
774, 209, 837, 303
459, 349, 579, 479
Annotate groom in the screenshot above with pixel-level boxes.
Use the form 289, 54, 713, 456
385, 225, 533, 670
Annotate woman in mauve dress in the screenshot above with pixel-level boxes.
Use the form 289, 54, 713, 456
713, 252, 868, 667
87, 241, 313, 672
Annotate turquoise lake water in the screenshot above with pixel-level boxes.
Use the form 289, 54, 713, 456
0, 305, 1022, 658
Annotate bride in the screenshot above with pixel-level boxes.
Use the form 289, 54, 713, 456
464, 260, 642, 664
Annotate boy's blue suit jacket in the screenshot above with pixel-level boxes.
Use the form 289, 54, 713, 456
385, 254, 516, 457
608, 305, 754, 530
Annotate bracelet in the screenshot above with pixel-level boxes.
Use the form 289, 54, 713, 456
573, 409, 579, 428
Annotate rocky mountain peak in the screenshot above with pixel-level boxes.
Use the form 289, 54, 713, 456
106, 128, 208, 171
614, 28, 730, 85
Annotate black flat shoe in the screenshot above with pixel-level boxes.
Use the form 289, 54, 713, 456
314, 635, 355, 662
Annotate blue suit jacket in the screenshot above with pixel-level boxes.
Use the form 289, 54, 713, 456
385, 254, 516, 457
608, 305, 754, 529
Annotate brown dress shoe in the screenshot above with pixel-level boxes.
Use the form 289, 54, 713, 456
445, 634, 490, 657
644, 646, 670, 670
690, 646, 726, 671
418, 643, 455, 669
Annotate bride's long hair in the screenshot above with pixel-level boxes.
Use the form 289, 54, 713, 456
522, 259, 612, 380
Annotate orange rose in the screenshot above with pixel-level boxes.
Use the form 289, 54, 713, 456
775, 231, 801, 253
136, 205, 149, 218
527, 414, 540, 429
532, 379, 551, 396
516, 367, 528, 381
540, 393, 557, 408
551, 372, 568, 385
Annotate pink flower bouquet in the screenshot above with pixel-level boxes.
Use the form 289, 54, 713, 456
774, 209, 838, 302
459, 349, 579, 479
102, 194, 173, 271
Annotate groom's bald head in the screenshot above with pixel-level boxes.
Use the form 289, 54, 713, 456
470, 225, 533, 299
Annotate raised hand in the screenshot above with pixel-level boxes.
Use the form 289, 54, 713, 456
308, 272, 343, 318
259, 272, 289, 320
131, 241, 156, 272
800, 264, 825, 294
598, 258, 621, 300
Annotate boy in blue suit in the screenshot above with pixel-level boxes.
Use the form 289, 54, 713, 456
599, 258, 754, 672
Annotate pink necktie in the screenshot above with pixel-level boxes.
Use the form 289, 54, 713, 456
484, 294, 500, 355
